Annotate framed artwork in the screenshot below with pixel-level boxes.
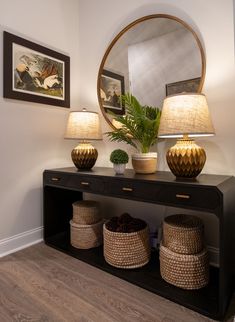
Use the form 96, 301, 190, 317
100, 69, 125, 115
3, 31, 70, 108
166, 77, 201, 97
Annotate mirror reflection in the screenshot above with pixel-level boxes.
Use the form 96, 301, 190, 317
97, 15, 205, 128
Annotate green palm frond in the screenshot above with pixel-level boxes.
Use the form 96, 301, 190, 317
106, 93, 161, 153
106, 128, 137, 149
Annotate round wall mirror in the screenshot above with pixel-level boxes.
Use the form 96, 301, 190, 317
97, 14, 206, 129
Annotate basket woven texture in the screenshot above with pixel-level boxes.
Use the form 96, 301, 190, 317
103, 224, 151, 269
72, 200, 101, 225
70, 219, 103, 249
163, 214, 203, 255
160, 244, 209, 290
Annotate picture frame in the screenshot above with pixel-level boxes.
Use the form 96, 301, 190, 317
100, 69, 125, 115
3, 31, 70, 108
166, 77, 201, 97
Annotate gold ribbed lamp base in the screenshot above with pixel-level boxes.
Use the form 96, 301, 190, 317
71, 142, 98, 170
166, 138, 206, 179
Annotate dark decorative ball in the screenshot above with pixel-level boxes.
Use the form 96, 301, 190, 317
105, 213, 147, 233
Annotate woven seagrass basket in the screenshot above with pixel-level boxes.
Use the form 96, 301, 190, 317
163, 214, 203, 254
72, 200, 101, 225
103, 224, 151, 269
160, 243, 209, 290
70, 219, 103, 249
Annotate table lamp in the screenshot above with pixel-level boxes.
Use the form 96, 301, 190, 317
65, 109, 102, 170
158, 93, 215, 179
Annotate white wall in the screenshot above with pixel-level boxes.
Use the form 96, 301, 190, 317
0, 0, 78, 255
128, 28, 201, 107
1, 0, 234, 258
78, 0, 235, 173
78, 0, 235, 255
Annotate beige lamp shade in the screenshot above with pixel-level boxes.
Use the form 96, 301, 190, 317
158, 93, 215, 138
65, 109, 102, 140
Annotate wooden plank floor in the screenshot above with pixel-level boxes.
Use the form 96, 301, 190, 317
0, 243, 234, 322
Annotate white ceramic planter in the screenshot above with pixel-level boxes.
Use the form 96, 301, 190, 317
113, 163, 126, 175
132, 152, 157, 174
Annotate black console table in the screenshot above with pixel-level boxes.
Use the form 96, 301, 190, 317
43, 167, 235, 320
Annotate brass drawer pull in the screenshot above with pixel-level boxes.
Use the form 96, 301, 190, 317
176, 194, 190, 199
122, 187, 133, 192
81, 181, 90, 186
51, 177, 60, 181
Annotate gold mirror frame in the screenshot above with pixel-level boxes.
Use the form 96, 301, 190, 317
97, 14, 206, 129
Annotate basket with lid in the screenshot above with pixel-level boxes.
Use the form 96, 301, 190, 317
72, 200, 101, 225
163, 214, 204, 255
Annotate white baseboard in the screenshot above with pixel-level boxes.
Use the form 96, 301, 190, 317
0, 227, 43, 258
207, 245, 219, 267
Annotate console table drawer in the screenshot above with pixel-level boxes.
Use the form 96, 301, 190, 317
44, 172, 104, 194
44, 172, 69, 186
106, 180, 161, 201
67, 176, 105, 194
158, 185, 220, 210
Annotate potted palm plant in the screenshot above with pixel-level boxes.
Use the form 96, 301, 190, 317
106, 93, 161, 174
110, 149, 129, 174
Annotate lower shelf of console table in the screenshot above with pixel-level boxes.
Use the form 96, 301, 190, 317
45, 231, 219, 319
43, 167, 235, 320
